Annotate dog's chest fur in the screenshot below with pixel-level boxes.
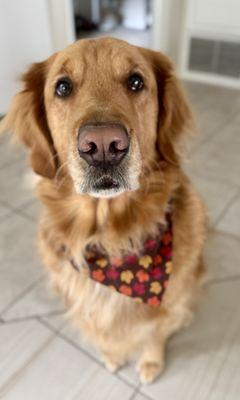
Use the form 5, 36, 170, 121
56, 259, 159, 352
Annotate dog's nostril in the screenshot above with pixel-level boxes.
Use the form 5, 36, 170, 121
109, 141, 124, 154
79, 140, 97, 155
86, 142, 97, 155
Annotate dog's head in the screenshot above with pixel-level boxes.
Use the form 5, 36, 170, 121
1, 38, 192, 198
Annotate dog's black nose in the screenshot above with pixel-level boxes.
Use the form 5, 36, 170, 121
78, 123, 129, 167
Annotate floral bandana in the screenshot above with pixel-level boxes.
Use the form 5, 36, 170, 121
70, 212, 173, 308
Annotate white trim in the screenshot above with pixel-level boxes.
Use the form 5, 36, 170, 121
183, 71, 240, 89
152, 0, 166, 52
185, 29, 240, 44
152, 0, 187, 70
48, 0, 76, 52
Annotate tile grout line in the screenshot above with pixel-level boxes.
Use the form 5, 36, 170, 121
213, 186, 240, 228
14, 209, 37, 222
128, 387, 140, 400
129, 386, 156, 400
38, 317, 138, 391
204, 315, 240, 400
37, 315, 67, 334
0, 198, 15, 210
0, 319, 57, 398
0, 275, 44, 316
206, 274, 240, 286
191, 105, 240, 155
12, 198, 40, 222
184, 167, 240, 192
137, 390, 156, 400
1, 309, 65, 324
0, 198, 37, 223
210, 227, 240, 242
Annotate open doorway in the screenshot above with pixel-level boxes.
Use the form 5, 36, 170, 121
72, 0, 153, 47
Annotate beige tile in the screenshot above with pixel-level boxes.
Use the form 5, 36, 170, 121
41, 313, 68, 332
42, 313, 98, 358
184, 82, 240, 115
60, 322, 142, 387
142, 280, 240, 400
118, 362, 140, 387
0, 158, 35, 208
42, 313, 116, 377
0, 134, 25, 170
59, 317, 100, 360
0, 320, 54, 389
201, 86, 240, 113
193, 107, 234, 149
204, 231, 240, 283
134, 394, 148, 400
188, 113, 240, 186
2, 334, 134, 400
207, 335, 240, 400
43, 312, 141, 386
183, 171, 239, 225
184, 81, 219, 110
2, 278, 64, 321
184, 82, 240, 144
0, 201, 12, 220
18, 199, 41, 221
216, 194, 240, 238
0, 213, 42, 314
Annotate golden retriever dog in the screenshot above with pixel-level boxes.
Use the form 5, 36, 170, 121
1, 38, 206, 384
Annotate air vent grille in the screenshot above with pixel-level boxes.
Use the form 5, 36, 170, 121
189, 38, 240, 78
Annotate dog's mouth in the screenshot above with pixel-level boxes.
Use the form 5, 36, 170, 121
93, 176, 120, 191
80, 164, 128, 198
90, 175, 123, 198
70, 136, 141, 198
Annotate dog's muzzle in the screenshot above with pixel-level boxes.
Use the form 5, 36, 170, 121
77, 122, 130, 196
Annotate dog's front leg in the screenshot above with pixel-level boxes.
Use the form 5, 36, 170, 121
137, 337, 166, 384
137, 304, 194, 384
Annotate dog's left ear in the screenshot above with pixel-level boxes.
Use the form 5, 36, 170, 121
140, 48, 193, 165
0, 54, 57, 178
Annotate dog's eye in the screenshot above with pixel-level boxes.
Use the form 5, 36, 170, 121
55, 78, 72, 97
127, 74, 144, 92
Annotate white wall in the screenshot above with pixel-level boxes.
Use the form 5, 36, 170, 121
187, 0, 240, 36
0, 0, 75, 114
0, 0, 53, 113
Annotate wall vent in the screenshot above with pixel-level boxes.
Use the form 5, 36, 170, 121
189, 37, 240, 78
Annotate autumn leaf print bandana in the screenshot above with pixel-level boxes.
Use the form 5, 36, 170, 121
82, 213, 173, 308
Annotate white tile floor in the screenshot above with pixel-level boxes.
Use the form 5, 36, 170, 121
0, 81, 240, 399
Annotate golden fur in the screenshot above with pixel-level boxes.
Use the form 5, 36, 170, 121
1, 38, 206, 383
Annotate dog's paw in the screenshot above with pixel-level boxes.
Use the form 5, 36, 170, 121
138, 361, 164, 384
102, 354, 124, 373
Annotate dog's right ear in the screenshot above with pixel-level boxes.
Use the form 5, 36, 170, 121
0, 55, 57, 178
